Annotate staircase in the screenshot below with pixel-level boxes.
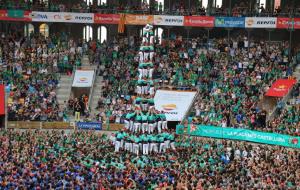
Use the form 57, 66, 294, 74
89, 76, 104, 117
56, 74, 73, 105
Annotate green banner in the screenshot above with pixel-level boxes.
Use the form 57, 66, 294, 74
7, 10, 24, 18
180, 125, 300, 149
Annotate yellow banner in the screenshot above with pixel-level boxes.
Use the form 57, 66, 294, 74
125, 14, 154, 25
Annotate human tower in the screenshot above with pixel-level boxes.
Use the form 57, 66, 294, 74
114, 24, 175, 155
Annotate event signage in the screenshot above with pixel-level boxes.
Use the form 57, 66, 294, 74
245, 17, 277, 28
31, 12, 94, 23
265, 78, 297, 97
188, 125, 300, 149
77, 122, 102, 130
0, 85, 5, 115
154, 15, 184, 26
125, 14, 154, 25
154, 90, 197, 121
184, 16, 215, 27
0, 10, 31, 21
215, 17, 245, 28
277, 17, 300, 29
72, 70, 95, 87
94, 13, 120, 24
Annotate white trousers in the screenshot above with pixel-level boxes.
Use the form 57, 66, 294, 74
150, 143, 158, 153
125, 142, 132, 152
134, 122, 141, 133
143, 143, 149, 155
133, 143, 139, 155
142, 123, 148, 133
115, 141, 120, 152
159, 142, 166, 153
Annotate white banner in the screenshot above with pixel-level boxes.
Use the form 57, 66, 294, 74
154, 15, 184, 26
154, 90, 197, 121
31, 12, 94, 23
72, 70, 94, 87
245, 17, 276, 28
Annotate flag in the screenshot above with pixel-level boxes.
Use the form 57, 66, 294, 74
118, 14, 126, 33
265, 79, 297, 97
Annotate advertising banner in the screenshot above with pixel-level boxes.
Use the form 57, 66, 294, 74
188, 125, 300, 149
125, 14, 153, 25
215, 17, 245, 28
77, 122, 102, 130
265, 79, 297, 97
154, 15, 184, 26
154, 90, 197, 121
184, 16, 215, 27
72, 70, 95, 87
94, 13, 120, 24
0, 10, 31, 21
277, 17, 300, 29
0, 85, 5, 115
245, 17, 277, 28
31, 12, 94, 23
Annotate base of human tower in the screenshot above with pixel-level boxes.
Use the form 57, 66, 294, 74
113, 24, 176, 156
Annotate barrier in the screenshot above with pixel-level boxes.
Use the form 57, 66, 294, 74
180, 125, 300, 149
7, 121, 124, 131
1, 10, 300, 29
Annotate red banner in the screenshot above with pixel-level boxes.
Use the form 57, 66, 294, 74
0, 85, 5, 115
277, 17, 300, 29
265, 79, 297, 97
0, 10, 31, 22
94, 14, 120, 24
184, 16, 215, 27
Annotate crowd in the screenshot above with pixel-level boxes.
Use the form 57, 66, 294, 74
0, 129, 299, 189
0, 33, 85, 121
92, 33, 300, 138
267, 83, 300, 136
1, 0, 300, 16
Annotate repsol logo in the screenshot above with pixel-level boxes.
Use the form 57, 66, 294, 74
257, 21, 275, 25
75, 16, 92, 20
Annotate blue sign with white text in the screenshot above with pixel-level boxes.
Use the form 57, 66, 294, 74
215, 17, 245, 28
76, 122, 102, 130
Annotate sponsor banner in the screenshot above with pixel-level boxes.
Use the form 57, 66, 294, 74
277, 17, 300, 29
215, 17, 245, 28
245, 17, 276, 28
77, 122, 102, 130
265, 79, 297, 97
7, 10, 24, 18
72, 70, 94, 87
125, 14, 153, 25
188, 125, 300, 149
0, 10, 31, 21
184, 16, 214, 27
154, 90, 197, 121
31, 12, 94, 23
94, 13, 120, 24
154, 15, 184, 26
0, 85, 5, 115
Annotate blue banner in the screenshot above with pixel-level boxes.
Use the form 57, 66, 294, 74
76, 122, 102, 130
215, 17, 245, 28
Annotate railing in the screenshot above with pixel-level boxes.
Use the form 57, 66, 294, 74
87, 68, 97, 113
2, 3, 300, 17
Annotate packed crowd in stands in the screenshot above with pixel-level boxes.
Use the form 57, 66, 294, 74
0, 129, 299, 189
1, 0, 300, 16
93, 33, 300, 137
0, 32, 85, 121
